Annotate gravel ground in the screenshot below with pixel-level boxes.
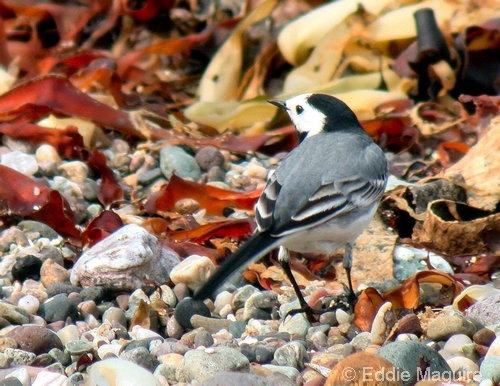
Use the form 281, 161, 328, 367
0, 138, 499, 386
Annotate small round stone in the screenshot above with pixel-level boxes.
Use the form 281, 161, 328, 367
65, 340, 93, 356
1, 151, 38, 176
474, 328, 496, 346
480, 356, 500, 383
160, 146, 201, 181
169, 255, 215, 291
174, 298, 211, 329
17, 295, 40, 315
195, 146, 225, 171
426, 315, 477, 340
36, 144, 62, 164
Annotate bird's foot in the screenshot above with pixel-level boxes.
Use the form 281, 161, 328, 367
284, 290, 358, 323
342, 283, 358, 308
284, 304, 324, 323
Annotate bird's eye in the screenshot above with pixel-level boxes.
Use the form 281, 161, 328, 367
295, 105, 304, 115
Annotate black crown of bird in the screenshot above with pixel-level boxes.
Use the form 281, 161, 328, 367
192, 93, 389, 319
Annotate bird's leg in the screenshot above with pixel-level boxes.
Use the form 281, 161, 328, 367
278, 247, 317, 322
343, 243, 358, 305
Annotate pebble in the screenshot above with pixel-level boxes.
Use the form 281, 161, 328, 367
0, 151, 38, 176
190, 314, 231, 334
58, 161, 89, 182
179, 347, 249, 383
426, 314, 477, 340
351, 331, 372, 351
326, 351, 400, 386
486, 335, 500, 356
376, 341, 451, 385
17, 221, 59, 241
40, 258, 70, 287
199, 370, 295, 386
11, 255, 42, 282
232, 285, 260, 310
0, 302, 30, 325
16, 294, 40, 314
447, 356, 478, 376
70, 224, 180, 291
87, 357, 162, 385
261, 364, 300, 382
443, 333, 472, 356
38, 294, 78, 323
56, 325, 80, 346
175, 298, 212, 330
50, 176, 83, 199
3, 348, 36, 366
169, 254, 216, 291
480, 356, 500, 383
119, 346, 159, 371
31, 371, 68, 386
278, 313, 310, 337
371, 301, 397, 345
102, 307, 127, 328
159, 146, 202, 181
335, 308, 352, 325
35, 144, 62, 165
4, 368, 29, 386
150, 285, 177, 308
473, 327, 496, 346
466, 293, 500, 327
195, 146, 225, 171
193, 328, 214, 347
5, 326, 62, 355
65, 340, 93, 356
274, 341, 308, 370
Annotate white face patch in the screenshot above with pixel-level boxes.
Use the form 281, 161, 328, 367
284, 94, 326, 139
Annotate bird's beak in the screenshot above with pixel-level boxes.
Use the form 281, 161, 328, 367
268, 99, 288, 110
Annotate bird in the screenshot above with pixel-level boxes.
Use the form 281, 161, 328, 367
192, 93, 389, 317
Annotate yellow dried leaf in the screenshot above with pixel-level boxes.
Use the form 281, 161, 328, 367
277, 0, 404, 65
198, 0, 278, 102
37, 114, 96, 147
184, 98, 276, 133
367, 0, 457, 43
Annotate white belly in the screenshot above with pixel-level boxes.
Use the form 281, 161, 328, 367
280, 205, 376, 255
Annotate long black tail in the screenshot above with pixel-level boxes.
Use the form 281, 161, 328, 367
192, 232, 278, 300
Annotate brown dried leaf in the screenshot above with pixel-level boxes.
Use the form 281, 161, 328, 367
445, 116, 500, 210
415, 199, 500, 255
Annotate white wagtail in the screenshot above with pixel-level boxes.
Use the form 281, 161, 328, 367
193, 93, 388, 316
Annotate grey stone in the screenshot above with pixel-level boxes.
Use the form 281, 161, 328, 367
138, 168, 162, 185
195, 147, 225, 171
274, 341, 308, 370
198, 371, 295, 386
119, 346, 159, 372
180, 347, 249, 382
65, 340, 93, 356
159, 146, 201, 181
0, 302, 29, 325
190, 315, 231, 334
232, 285, 259, 310
3, 348, 36, 365
426, 315, 477, 340
278, 313, 310, 338
102, 307, 127, 328
376, 341, 452, 386
38, 294, 78, 323
194, 328, 214, 348
18, 221, 59, 240
466, 294, 500, 327
480, 356, 500, 383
